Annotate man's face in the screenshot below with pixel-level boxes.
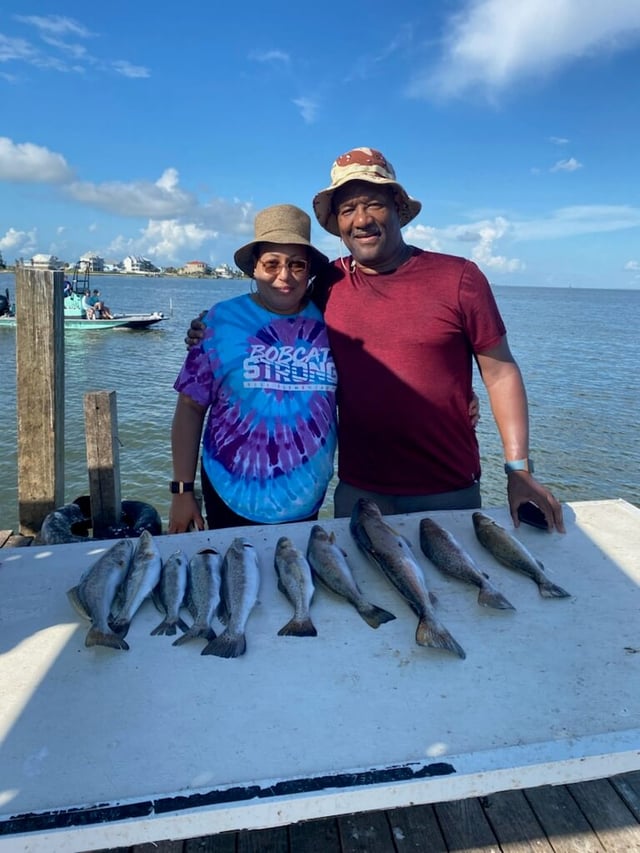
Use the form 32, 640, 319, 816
333, 181, 403, 269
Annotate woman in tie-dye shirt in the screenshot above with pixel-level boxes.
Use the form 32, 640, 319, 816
168, 205, 337, 532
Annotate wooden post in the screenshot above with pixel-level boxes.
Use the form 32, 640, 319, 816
15, 266, 65, 536
83, 391, 122, 536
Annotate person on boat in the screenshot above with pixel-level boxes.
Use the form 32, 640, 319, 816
90, 289, 114, 319
186, 147, 563, 533
81, 290, 96, 320
168, 204, 338, 533
63, 280, 73, 297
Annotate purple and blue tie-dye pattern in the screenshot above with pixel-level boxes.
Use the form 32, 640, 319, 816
174, 293, 337, 523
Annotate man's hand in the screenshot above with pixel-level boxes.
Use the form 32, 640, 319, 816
507, 472, 565, 533
185, 311, 206, 349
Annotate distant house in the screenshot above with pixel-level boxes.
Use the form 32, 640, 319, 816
29, 253, 64, 270
122, 255, 160, 274
79, 253, 105, 273
0, 251, 5, 269
181, 260, 211, 276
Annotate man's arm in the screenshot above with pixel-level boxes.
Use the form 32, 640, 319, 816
475, 336, 565, 533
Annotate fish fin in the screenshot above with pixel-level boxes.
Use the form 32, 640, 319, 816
67, 586, 91, 620
85, 627, 129, 651
538, 579, 571, 598
428, 590, 438, 606
109, 618, 131, 638
277, 617, 318, 637
416, 617, 466, 659
201, 630, 246, 658
150, 616, 189, 636
477, 586, 516, 610
216, 596, 229, 625
151, 589, 164, 613
357, 603, 397, 629
328, 531, 336, 544
172, 625, 216, 646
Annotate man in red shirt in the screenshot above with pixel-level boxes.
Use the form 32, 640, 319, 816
312, 147, 564, 532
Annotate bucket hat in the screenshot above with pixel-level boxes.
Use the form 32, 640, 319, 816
234, 204, 329, 277
312, 147, 422, 236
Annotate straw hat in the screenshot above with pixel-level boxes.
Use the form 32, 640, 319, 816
312, 147, 422, 236
234, 204, 329, 277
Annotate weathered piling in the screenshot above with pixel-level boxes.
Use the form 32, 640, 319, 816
15, 266, 65, 536
83, 390, 122, 536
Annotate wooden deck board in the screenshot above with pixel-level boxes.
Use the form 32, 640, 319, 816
433, 796, 500, 851
386, 803, 447, 851
482, 788, 553, 852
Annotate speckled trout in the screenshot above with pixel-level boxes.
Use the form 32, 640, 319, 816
419, 517, 514, 610
151, 550, 189, 636
275, 536, 317, 637
202, 538, 260, 657
67, 539, 134, 650
173, 548, 222, 646
111, 529, 163, 637
350, 499, 466, 659
472, 512, 570, 598
306, 524, 396, 628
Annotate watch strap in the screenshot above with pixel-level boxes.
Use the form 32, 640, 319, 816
170, 480, 195, 494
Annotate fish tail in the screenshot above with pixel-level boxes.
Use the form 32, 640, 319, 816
538, 578, 571, 598
85, 627, 129, 651
416, 616, 466, 659
357, 603, 397, 629
150, 616, 189, 636
201, 630, 246, 658
277, 616, 318, 637
477, 586, 516, 610
172, 625, 216, 646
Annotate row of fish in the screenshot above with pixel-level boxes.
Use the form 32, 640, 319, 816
349, 499, 570, 660
67, 500, 569, 661
67, 532, 260, 657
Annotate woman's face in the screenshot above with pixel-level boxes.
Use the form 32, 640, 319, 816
252, 242, 310, 315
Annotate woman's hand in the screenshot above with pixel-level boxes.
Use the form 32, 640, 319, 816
168, 493, 205, 533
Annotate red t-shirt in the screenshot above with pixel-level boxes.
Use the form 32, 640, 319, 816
316, 249, 506, 495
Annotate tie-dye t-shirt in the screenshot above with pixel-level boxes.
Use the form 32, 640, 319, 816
174, 294, 337, 523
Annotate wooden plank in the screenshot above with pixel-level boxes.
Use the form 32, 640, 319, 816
524, 784, 605, 852
610, 771, 640, 821
237, 824, 288, 853
2, 533, 33, 548
130, 841, 183, 852
386, 803, 447, 851
569, 778, 640, 852
433, 797, 500, 851
83, 390, 122, 535
0, 530, 14, 548
337, 809, 395, 852
185, 831, 237, 852
288, 816, 340, 851
15, 266, 65, 536
481, 788, 553, 852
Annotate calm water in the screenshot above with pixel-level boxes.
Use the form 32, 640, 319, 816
0, 272, 638, 532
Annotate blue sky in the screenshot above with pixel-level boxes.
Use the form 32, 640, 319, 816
1, 0, 639, 288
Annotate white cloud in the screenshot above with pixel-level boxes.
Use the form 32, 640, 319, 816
107, 219, 219, 264
0, 137, 74, 182
111, 59, 150, 78
408, 0, 640, 99
405, 216, 523, 273
0, 226, 37, 254
293, 97, 319, 124
549, 136, 570, 145
14, 15, 94, 39
624, 260, 640, 271
551, 157, 583, 172
65, 169, 196, 217
514, 205, 640, 240
249, 50, 290, 63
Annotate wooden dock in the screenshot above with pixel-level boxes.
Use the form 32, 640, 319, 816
84, 770, 640, 852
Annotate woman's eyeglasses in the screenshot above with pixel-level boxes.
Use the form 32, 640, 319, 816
258, 258, 309, 277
